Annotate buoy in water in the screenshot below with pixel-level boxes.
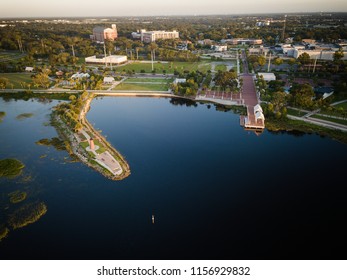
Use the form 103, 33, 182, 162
152, 214, 155, 224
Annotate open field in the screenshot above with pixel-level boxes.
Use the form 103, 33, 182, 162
333, 101, 347, 110
286, 108, 308, 117
215, 64, 227, 72
0, 51, 26, 63
124, 77, 173, 83
114, 61, 213, 74
311, 114, 347, 126
113, 83, 169, 91
0, 73, 33, 89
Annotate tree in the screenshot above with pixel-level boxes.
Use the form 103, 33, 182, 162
273, 57, 283, 66
290, 84, 315, 109
258, 56, 266, 66
32, 69, 51, 89
213, 70, 238, 91
0, 77, 9, 89
297, 52, 310, 65
333, 48, 344, 62
270, 91, 287, 113
333, 48, 344, 73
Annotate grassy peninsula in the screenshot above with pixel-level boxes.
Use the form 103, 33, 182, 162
51, 91, 130, 180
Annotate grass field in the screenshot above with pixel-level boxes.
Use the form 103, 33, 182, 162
114, 83, 169, 91
215, 64, 227, 72
0, 73, 33, 89
286, 108, 307, 117
115, 61, 212, 74
311, 114, 347, 126
333, 101, 347, 110
124, 77, 173, 83
0, 51, 26, 63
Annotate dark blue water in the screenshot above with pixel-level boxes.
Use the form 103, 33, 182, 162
0, 96, 346, 260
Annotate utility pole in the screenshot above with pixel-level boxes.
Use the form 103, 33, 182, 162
282, 15, 287, 43
313, 55, 317, 73
103, 42, 107, 68
109, 51, 113, 71
151, 50, 154, 71
267, 52, 271, 72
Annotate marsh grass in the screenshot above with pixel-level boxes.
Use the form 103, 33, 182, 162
9, 202, 47, 229
0, 158, 25, 178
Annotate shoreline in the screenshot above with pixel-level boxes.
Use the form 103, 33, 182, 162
51, 92, 131, 181
80, 95, 130, 180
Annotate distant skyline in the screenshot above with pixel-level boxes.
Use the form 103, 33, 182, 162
1, 0, 347, 18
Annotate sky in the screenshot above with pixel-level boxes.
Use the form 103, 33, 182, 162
1, 0, 347, 18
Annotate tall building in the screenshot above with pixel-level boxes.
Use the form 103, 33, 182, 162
91, 24, 118, 42
139, 29, 179, 43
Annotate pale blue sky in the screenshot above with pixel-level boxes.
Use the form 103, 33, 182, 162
1, 0, 347, 18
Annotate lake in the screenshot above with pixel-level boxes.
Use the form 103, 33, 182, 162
0, 96, 346, 260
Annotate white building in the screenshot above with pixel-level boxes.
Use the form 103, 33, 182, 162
71, 72, 90, 79
257, 73, 276, 82
103, 77, 114, 84
254, 104, 265, 121
139, 29, 179, 43
293, 49, 347, 61
85, 55, 127, 64
173, 78, 186, 84
25, 67, 34, 72
212, 45, 227, 52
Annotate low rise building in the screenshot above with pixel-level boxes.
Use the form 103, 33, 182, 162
103, 77, 114, 84
173, 78, 186, 84
25, 67, 34, 72
222, 38, 263, 45
85, 55, 127, 64
257, 72, 276, 82
71, 72, 90, 79
139, 29, 179, 43
212, 45, 227, 52
293, 49, 347, 60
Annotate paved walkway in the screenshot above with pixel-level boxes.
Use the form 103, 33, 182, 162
287, 115, 347, 132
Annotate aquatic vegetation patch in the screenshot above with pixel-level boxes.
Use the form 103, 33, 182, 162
8, 190, 27, 204
0, 111, 5, 123
8, 202, 47, 229
16, 113, 34, 120
36, 137, 66, 151
0, 225, 9, 242
0, 158, 25, 178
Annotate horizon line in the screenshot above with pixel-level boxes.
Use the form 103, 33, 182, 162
1, 11, 347, 19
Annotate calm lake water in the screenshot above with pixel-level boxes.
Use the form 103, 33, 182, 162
0, 96, 346, 260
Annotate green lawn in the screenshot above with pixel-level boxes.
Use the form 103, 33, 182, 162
94, 139, 106, 154
115, 61, 212, 74
197, 63, 212, 72
333, 101, 347, 111
286, 108, 307, 117
215, 64, 227, 72
0, 51, 26, 63
0, 73, 33, 89
114, 83, 169, 91
311, 114, 347, 126
80, 141, 89, 149
124, 77, 173, 83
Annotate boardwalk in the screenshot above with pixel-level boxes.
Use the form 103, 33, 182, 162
196, 90, 243, 105
239, 50, 265, 130
197, 50, 265, 131
240, 74, 265, 129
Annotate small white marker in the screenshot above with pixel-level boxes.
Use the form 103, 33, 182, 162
152, 214, 155, 224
